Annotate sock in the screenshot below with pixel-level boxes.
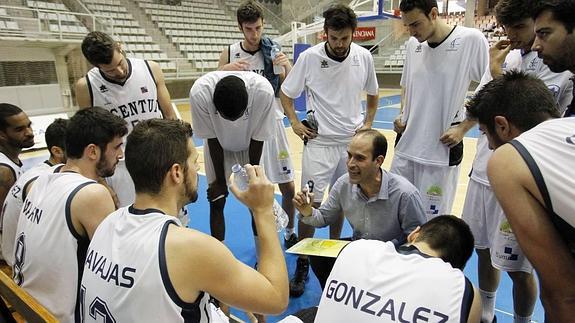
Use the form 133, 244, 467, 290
514, 314, 531, 323
479, 288, 496, 322
284, 227, 294, 239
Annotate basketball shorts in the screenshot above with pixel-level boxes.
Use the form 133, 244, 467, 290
390, 155, 459, 220
301, 142, 347, 203
261, 119, 295, 184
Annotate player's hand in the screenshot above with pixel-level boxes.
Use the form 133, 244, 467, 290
489, 40, 512, 76
229, 164, 274, 214
393, 113, 406, 134
293, 188, 314, 217
207, 181, 228, 202
291, 120, 317, 142
356, 123, 372, 133
273, 51, 290, 68
96, 177, 120, 209
440, 125, 464, 148
221, 59, 251, 71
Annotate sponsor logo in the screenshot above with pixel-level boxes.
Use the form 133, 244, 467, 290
426, 185, 443, 196
499, 220, 513, 234
99, 85, 109, 93
415, 44, 422, 53
527, 57, 538, 71
496, 246, 519, 261
140, 86, 148, 94
321, 60, 329, 68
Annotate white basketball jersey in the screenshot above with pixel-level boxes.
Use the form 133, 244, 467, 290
470, 50, 573, 186
1, 162, 60, 266
87, 57, 162, 132
0, 152, 22, 184
81, 206, 214, 322
229, 41, 284, 120
511, 118, 575, 251
315, 240, 473, 323
13, 171, 96, 323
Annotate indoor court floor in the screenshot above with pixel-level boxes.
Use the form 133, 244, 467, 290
19, 92, 544, 322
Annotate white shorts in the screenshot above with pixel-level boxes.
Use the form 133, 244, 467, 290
301, 142, 348, 202
491, 210, 533, 273
390, 156, 459, 220
461, 179, 500, 249
462, 180, 533, 273
203, 140, 250, 185
106, 159, 136, 207
261, 119, 295, 184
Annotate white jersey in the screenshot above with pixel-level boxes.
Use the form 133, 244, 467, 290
81, 206, 213, 323
228, 41, 284, 120
190, 71, 275, 151
1, 162, 60, 266
0, 152, 22, 185
281, 42, 379, 142
470, 50, 573, 185
511, 118, 575, 249
87, 57, 162, 133
13, 171, 96, 323
315, 240, 474, 323
398, 26, 489, 166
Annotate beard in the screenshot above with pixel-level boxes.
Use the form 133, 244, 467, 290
95, 154, 116, 178
8, 136, 34, 149
183, 168, 198, 204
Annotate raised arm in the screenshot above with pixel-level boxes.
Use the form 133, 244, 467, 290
167, 164, 288, 314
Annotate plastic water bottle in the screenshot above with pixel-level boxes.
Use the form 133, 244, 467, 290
270, 44, 283, 75
232, 164, 288, 232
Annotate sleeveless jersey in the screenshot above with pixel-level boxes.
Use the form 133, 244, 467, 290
510, 118, 575, 253
315, 240, 474, 323
0, 152, 22, 184
229, 41, 284, 120
13, 171, 95, 323
470, 50, 573, 186
80, 206, 214, 323
87, 57, 162, 132
1, 162, 60, 266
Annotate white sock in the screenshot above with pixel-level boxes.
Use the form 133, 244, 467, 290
479, 288, 496, 322
284, 227, 294, 239
514, 313, 531, 323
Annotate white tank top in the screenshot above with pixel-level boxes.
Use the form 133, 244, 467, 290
315, 240, 474, 323
0, 152, 22, 184
87, 57, 162, 132
511, 117, 575, 254
80, 206, 214, 323
1, 162, 60, 266
13, 171, 95, 323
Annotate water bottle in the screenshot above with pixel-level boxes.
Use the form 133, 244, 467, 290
270, 44, 283, 75
232, 164, 288, 232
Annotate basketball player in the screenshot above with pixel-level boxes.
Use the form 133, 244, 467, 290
190, 72, 275, 244
392, 0, 488, 220
12, 107, 127, 322
218, 0, 298, 249
474, 71, 575, 322
461, 1, 572, 322
313, 215, 480, 323
80, 119, 288, 322
280, 4, 379, 297
465, 70, 571, 322
0, 104, 34, 212
531, 0, 575, 117
75, 31, 176, 207
1, 118, 68, 266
